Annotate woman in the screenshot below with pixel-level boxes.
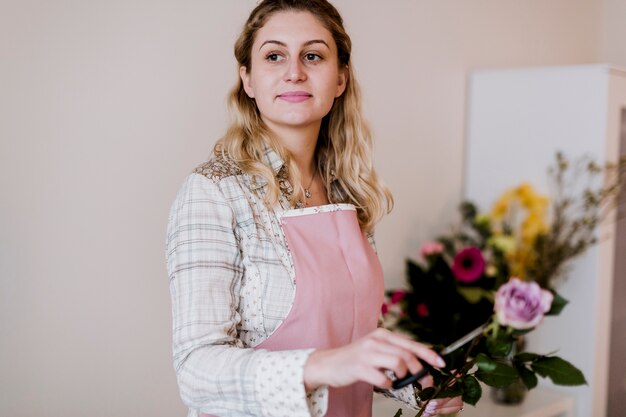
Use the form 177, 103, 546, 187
165, 1, 463, 416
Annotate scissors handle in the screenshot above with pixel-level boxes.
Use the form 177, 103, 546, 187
391, 359, 435, 390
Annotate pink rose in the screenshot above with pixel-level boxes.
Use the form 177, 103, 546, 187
495, 278, 553, 329
420, 241, 444, 257
452, 247, 485, 283
390, 289, 406, 304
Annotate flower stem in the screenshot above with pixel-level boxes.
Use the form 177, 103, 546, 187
412, 334, 484, 417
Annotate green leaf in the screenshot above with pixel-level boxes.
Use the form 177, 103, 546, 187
516, 364, 538, 390
475, 362, 519, 388
393, 408, 402, 417
531, 357, 587, 386
546, 292, 569, 316
475, 353, 497, 372
487, 338, 514, 358
461, 375, 482, 406
515, 352, 541, 363
460, 201, 478, 221
511, 328, 534, 336
435, 384, 463, 399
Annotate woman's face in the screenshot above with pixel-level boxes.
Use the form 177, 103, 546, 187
240, 11, 347, 134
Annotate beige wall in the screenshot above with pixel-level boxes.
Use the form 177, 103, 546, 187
601, 0, 626, 67
0, 0, 614, 415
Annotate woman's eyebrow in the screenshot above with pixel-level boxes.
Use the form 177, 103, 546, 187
258, 39, 330, 51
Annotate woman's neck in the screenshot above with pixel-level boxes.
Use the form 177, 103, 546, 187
268, 121, 321, 178
266, 122, 329, 207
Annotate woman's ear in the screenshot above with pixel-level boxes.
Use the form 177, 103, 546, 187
240, 66, 255, 98
335, 65, 348, 98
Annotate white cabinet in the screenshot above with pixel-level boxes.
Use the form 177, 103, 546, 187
464, 64, 626, 417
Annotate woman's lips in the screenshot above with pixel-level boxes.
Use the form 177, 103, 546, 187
277, 91, 312, 103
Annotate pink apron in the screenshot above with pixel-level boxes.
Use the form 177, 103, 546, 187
204, 204, 384, 417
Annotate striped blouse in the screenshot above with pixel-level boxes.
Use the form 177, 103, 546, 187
165, 145, 418, 417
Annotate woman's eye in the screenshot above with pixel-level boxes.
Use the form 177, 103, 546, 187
304, 53, 322, 62
265, 53, 284, 62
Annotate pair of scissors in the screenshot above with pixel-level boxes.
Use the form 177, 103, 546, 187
391, 323, 487, 389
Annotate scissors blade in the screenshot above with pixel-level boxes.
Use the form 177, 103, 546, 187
439, 323, 487, 356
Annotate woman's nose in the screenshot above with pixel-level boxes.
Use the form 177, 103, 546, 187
284, 58, 307, 82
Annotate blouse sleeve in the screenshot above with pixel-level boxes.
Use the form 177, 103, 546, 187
166, 173, 328, 417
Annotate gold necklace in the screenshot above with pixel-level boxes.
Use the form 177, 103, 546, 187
304, 170, 317, 199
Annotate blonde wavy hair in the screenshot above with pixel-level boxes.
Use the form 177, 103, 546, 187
214, 0, 393, 232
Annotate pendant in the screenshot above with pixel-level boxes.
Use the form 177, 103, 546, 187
304, 189, 312, 198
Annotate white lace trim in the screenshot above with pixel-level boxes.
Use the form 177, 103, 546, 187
278, 203, 356, 219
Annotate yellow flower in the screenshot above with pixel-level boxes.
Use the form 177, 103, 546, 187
516, 183, 546, 207
516, 183, 536, 206
489, 182, 551, 279
491, 190, 514, 219
508, 248, 535, 279
491, 183, 550, 237
521, 212, 549, 245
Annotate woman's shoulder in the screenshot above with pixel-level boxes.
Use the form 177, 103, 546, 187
192, 151, 243, 183
170, 152, 248, 214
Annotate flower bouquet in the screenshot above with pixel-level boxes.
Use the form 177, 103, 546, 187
384, 153, 625, 416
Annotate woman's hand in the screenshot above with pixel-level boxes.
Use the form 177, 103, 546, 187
303, 328, 445, 390
303, 328, 464, 415
419, 396, 464, 417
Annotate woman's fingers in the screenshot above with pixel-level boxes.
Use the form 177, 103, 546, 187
368, 351, 410, 379
372, 341, 423, 376
371, 328, 446, 369
304, 329, 448, 390
422, 396, 464, 416
359, 367, 393, 389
